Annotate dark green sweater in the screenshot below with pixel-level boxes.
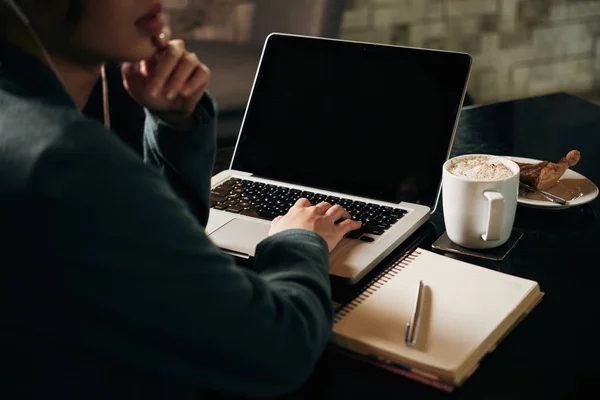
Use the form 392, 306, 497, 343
0, 41, 332, 399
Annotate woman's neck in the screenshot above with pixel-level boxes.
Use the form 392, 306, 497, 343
48, 55, 102, 109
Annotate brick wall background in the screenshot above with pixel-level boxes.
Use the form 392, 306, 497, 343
165, 0, 600, 104
341, 0, 600, 104
164, 0, 256, 44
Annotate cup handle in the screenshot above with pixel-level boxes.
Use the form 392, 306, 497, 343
481, 191, 504, 241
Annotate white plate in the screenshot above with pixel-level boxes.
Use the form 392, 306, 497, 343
505, 156, 599, 210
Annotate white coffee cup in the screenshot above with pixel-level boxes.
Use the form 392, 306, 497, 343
442, 154, 520, 249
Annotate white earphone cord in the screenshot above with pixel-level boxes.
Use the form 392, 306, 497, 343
100, 64, 110, 128
3, 0, 111, 129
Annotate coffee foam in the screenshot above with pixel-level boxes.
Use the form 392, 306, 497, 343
448, 156, 514, 181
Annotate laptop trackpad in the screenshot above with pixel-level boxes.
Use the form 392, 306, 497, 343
209, 218, 271, 257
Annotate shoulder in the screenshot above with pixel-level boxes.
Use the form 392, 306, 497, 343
0, 91, 83, 190
0, 93, 153, 196
18, 115, 180, 225
28, 117, 156, 193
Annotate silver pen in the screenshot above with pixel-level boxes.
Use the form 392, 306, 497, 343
405, 280, 425, 347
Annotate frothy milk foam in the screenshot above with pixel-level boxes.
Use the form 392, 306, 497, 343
448, 156, 514, 181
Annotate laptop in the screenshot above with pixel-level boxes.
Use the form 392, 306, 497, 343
206, 33, 472, 284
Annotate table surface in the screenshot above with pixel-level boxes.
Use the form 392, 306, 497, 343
211, 92, 600, 399
285, 92, 600, 400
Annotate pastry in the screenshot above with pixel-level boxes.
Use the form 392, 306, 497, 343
516, 150, 580, 190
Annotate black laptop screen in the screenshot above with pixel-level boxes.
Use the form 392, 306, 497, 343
231, 34, 471, 207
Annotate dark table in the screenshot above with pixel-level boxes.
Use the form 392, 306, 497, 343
288, 92, 600, 399
211, 92, 600, 399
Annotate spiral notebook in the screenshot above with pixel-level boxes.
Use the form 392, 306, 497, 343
331, 248, 543, 391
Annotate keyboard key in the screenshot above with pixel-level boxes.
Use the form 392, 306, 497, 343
211, 189, 229, 197
326, 196, 340, 204
240, 209, 259, 217
360, 236, 375, 243
346, 230, 363, 239
210, 194, 227, 202
365, 222, 388, 231
259, 211, 278, 220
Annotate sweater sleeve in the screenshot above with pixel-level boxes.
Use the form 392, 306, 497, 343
142, 92, 218, 227
24, 119, 333, 397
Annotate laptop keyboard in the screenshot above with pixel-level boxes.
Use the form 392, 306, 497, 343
210, 178, 408, 241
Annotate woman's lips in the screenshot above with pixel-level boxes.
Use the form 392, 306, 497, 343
136, 10, 166, 36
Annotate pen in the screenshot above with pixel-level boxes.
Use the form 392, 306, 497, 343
405, 280, 425, 347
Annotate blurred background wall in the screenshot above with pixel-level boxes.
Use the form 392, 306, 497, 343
339, 0, 600, 104
164, 0, 600, 106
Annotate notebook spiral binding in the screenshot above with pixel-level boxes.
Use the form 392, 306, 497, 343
334, 249, 423, 323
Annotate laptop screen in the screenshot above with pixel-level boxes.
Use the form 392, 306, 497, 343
231, 34, 471, 208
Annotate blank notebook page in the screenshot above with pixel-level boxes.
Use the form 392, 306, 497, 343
332, 248, 540, 376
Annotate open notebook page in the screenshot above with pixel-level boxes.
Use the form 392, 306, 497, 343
332, 248, 542, 384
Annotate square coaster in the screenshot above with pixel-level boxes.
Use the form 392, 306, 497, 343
431, 231, 523, 261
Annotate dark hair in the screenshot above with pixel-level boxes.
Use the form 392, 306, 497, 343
65, 0, 83, 30
0, 0, 83, 42
0, 2, 7, 39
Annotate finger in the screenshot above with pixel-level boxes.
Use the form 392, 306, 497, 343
271, 215, 283, 225
121, 61, 140, 78
152, 26, 172, 49
292, 198, 311, 208
180, 68, 210, 114
171, 39, 185, 50
121, 62, 142, 91
164, 53, 198, 100
336, 219, 363, 234
182, 90, 206, 115
148, 44, 184, 98
325, 204, 351, 221
313, 202, 332, 214
180, 63, 210, 97
140, 59, 152, 78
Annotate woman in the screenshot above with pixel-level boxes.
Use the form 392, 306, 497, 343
0, 1, 361, 398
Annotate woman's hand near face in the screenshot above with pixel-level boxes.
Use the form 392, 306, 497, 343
121, 31, 210, 117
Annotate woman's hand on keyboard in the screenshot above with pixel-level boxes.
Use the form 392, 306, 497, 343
269, 198, 362, 252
